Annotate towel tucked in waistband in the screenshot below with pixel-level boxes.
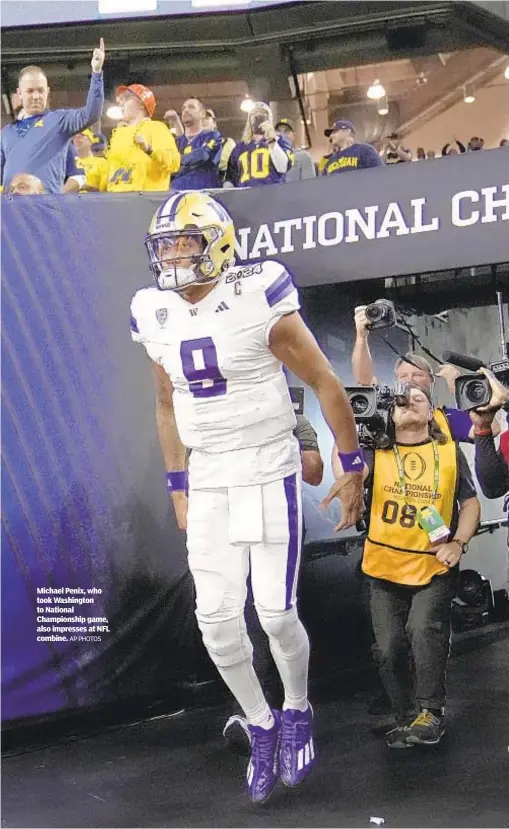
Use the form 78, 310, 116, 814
228, 484, 263, 546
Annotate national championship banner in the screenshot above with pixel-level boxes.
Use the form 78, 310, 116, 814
219, 148, 509, 285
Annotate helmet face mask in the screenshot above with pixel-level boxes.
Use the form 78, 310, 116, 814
145, 227, 219, 291
145, 193, 236, 292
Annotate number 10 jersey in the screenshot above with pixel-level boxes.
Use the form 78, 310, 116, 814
130, 259, 301, 487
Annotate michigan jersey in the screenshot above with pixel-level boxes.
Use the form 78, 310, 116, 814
130, 260, 301, 487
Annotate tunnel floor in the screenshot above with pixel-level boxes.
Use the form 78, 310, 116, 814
2, 631, 509, 829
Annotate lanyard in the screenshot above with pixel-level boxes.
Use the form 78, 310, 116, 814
392, 440, 440, 504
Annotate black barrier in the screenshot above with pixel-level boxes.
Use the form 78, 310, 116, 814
222, 148, 509, 285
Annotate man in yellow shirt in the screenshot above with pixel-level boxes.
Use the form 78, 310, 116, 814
106, 84, 180, 192
72, 129, 108, 191
329, 385, 480, 749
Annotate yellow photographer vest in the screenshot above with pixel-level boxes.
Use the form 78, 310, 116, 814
434, 407, 453, 440
362, 437, 458, 586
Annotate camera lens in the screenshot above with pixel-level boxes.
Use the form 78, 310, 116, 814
365, 305, 383, 322
465, 379, 487, 404
350, 394, 370, 415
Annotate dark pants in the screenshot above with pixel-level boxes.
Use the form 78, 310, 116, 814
369, 572, 457, 718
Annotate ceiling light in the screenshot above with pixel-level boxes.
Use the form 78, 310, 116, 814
106, 105, 123, 119
463, 85, 475, 103
240, 96, 255, 113
377, 95, 389, 115
367, 79, 386, 100
505, 65, 509, 80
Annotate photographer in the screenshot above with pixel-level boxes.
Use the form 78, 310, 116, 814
328, 385, 480, 748
469, 369, 509, 499
352, 304, 500, 442
226, 102, 294, 187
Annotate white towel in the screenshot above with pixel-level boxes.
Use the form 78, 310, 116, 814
228, 485, 263, 546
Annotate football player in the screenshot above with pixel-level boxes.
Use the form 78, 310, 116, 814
130, 191, 364, 803
226, 102, 294, 187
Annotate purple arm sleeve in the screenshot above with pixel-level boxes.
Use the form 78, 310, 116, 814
443, 406, 473, 443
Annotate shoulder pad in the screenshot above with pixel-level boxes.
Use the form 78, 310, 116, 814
131, 284, 159, 308
224, 260, 291, 292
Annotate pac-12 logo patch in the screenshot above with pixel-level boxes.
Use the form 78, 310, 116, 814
155, 308, 168, 326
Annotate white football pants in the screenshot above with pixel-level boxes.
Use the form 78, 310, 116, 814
186, 473, 310, 722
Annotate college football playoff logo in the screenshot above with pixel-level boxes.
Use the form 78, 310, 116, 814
403, 452, 426, 481
155, 308, 168, 326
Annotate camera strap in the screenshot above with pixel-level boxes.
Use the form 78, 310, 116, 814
380, 332, 443, 372
392, 440, 440, 503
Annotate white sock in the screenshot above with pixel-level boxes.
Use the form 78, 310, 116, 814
282, 697, 308, 713
260, 608, 310, 714
217, 659, 274, 729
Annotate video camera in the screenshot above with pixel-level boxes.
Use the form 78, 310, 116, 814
364, 299, 397, 331
442, 350, 509, 412
345, 383, 410, 448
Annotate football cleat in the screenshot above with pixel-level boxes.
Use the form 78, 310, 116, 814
246, 711, 281, 804
223, 714, 251, 756
279, 704, 317, 787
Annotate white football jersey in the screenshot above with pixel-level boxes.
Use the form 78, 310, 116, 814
131, 260, 301, 487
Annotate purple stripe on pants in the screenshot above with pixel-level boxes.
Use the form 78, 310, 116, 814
283, 473, 299, 610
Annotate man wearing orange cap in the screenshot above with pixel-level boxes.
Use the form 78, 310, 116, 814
72, 129, 108, 191
106, 84, 180, 192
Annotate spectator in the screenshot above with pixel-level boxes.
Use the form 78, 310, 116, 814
382, 133, 412, 164
426, 149, 436, 159
500, 139, 508, 147
202, 107, 236, 184
226, 102, 294, 187
0, 40, 105, 194
441, 139, 466, 156
63, 143, 86, 194
416, 147, 426, 160
91, 132, 108, 157
321, 119, 383, 175
468, 136, 484, 151
317, 135, 334, 175
72, 129, 108, 191
106, 84, 179, 192
8, 173, 45, 195
165, 98, 222, 190
274, 118, 315, 182
14, 107, 86, 193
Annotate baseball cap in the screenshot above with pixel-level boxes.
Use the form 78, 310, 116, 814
117, 84, 156, 118
275, 117, 295, 131
324, 118, 355, 137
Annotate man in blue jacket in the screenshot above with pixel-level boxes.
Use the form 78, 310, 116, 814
165, 97, 222, 190
1, 39, 105, 194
